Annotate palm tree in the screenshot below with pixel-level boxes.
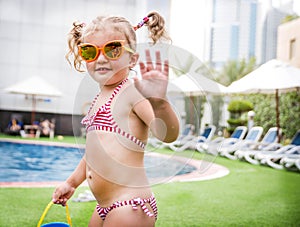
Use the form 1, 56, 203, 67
217, 57, 256, 86
281, 14, 299, 24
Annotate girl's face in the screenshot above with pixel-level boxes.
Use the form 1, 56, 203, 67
84, 28, 138, 87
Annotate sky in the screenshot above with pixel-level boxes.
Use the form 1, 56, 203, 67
293, 0, 300, 14
269, 0, 300, 14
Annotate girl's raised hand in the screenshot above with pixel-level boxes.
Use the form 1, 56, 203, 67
134, 49, 169, 99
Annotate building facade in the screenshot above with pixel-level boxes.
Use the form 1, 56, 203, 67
208, 0, 260, 68
0, 0, 153, 135
205, 0, 294, 67
260, 7, 288, 63
277, 18, 300, 68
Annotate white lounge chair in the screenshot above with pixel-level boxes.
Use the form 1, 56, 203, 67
219, 126, 263, 159
280, 154, 300, 172
235, 127, 280, 161
168, 125, 216, 152
197, 126, 247, 155
261, 130, 300, 170
147, 124, 195, 149
243, 130, 300, 165
263, 146, 300, 170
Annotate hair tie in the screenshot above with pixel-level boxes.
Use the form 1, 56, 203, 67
79, 22, 86, 28
134, 17, 149, 31
73, 21, 86, 28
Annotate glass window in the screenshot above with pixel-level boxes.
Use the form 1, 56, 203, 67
289, 39, 296, 60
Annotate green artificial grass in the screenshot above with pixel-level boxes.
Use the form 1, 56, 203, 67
153, 149, 300, 226
0, 136, 300, 226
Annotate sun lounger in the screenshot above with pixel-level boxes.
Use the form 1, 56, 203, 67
243, 130, 300, 165
219, 126, 263, 159
147, 124, 195, 149
280, 154, 300, 172
262, 146, 300, 170
198, 126, 247, 155
234, 127, 280, 160
168, 125, 216, 152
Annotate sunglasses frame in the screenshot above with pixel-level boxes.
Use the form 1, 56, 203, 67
78, 40, 135, 62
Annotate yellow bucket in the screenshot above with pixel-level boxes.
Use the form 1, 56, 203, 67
37, 201, 72, 227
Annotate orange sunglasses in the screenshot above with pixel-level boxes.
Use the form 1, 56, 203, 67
78, 40, 134, 62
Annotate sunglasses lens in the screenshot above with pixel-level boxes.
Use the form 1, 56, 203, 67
80, 45, 97, 61
104, 41, 123, 59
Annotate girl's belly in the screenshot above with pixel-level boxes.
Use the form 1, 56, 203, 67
84, 131, 152, 206
86, 166, 152, 207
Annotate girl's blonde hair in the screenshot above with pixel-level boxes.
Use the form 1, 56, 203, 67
66, 11, 171, 72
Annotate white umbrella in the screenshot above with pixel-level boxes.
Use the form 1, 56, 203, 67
227, 59, 300, 94
168, 71, 228, 95
167, 70, 228, 130
5, 76, 62, 97
227, 59, 300, 140
5, 76, 62, 123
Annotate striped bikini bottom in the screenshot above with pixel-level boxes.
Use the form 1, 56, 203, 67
96, 194, 158, 221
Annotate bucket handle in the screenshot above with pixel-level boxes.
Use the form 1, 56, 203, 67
37, 201, 72, 227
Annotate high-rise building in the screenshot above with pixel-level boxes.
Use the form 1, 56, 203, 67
207, 0, 260, 68
207, 0, 298, 67
259, 7, 288, 63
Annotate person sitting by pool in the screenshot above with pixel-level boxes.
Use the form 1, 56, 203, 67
5, 118, 22, 136
38, 119, 55, 138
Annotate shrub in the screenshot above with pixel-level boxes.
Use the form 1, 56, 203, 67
227, 100, 254, 114
226, 99, 254, 134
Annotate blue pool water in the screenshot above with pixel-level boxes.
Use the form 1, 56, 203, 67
0, 141, 196, 182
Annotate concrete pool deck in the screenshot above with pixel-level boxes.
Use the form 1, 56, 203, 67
0, 138, 229, 187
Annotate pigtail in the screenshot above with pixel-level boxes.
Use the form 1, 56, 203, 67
143, 11, 171, 44
66, 22, 85, 72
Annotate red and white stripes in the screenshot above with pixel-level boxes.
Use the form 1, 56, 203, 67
96, 194, 158, 221
81, 79, 146, 149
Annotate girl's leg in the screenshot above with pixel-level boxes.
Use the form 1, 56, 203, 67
103, 205, 156, 227
88, 207, 104, 227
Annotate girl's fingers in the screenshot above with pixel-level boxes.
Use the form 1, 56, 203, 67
141, 49, 167, 75
155, 51, 162, 72
145, 49, 154, 71
52, 190, 60, 202
163, 60, 169, 77
139, 62, 147, 75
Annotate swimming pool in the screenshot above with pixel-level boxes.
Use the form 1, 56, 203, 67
0, 141, 196, 182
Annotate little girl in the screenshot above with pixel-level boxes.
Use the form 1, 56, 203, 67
52, 12, 179, 226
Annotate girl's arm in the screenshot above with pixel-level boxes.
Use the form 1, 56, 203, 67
134, 50, 180, 143
65, 157, 86, 188
52, 157, 86, 206
148, 97, 179, 143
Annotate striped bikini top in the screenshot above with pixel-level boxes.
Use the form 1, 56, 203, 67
81, 79, 146, 149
